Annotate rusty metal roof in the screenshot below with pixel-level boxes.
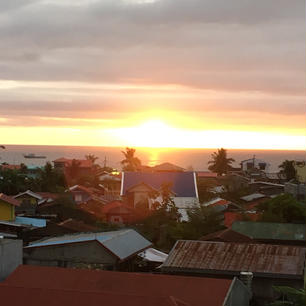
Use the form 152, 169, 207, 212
162, 240, 306, 279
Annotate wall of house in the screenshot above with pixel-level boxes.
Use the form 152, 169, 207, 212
0, 200, 15, 221
224, 278, 250, 306
15, 196, 37, 214
0, 239, 23, 281
24, 240, 117, 267
294, 162, 306, 183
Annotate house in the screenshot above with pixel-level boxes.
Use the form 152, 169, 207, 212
0, 239, 22, 281
53, 157, 94, 183
0, 264, 251, 306
241, 157, 270, 172
200, 228, 253, 243
151, 162, 185, 172
196, 171, 218, 178
293, 160, 306, 183
21, 218, 99, 244
162, 240, 306, 304
68, 184, 104, 204
240, 193, 269, 210
121, 171, 199, 220
24, 229, 152, 270
0, 193, 20, 221
102, 200, 135, 224
13, 190, 43, 215
231, 221, 306, 246
248, 181, 284, 196
0, 164, 21, 171
284, 181, 306, 201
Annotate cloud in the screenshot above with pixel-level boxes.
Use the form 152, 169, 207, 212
0, 0, 304, 136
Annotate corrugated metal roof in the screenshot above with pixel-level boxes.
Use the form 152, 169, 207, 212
25, 229, 152, 260
162, 240, 306, 278
232, 221, 306, 241
0, 286, 184, 306
121, 172, 197, 197
3, 265, 234, 306
240, 193, 266, 202
0, 193, 21, 206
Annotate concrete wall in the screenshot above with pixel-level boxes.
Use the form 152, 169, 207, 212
24, 240, 117, 267
0, 239, 22, 281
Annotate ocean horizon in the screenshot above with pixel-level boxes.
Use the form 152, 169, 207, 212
0, 144, 305, 173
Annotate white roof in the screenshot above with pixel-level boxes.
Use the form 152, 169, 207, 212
138, 248, 168, 263
14, 190, 42, 200
203, 197, 227, 206
240, 193, 266, 202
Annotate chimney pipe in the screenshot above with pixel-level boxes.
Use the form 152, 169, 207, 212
240, 271, 253, 296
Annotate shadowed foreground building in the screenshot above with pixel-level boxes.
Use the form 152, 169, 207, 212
0, 265, 251, 306
161, 240, 306, 305
23, 229, 152, 270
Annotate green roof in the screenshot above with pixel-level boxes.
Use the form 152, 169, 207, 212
232, 221, 305, 241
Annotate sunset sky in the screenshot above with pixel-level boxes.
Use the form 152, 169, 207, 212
0, 0, 305, 149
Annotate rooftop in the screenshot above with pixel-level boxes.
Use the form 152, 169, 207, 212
0, 193, 21, 206
25, 229, 152, 261
2, 265, 235, 306
162, 240, 306, 279
232, 221, 306, 242
121, 171, 198, 198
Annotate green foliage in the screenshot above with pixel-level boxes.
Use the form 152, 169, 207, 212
197, 179, 217, 203
134, 183, 224, 251
257, 194, 306, 223
208, 148, 235, 176
269, 286, 305, 306
279, 160, 296, 181
182, 205, 225, 239
121, 147, 142, 171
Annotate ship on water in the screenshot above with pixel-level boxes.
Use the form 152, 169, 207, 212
23, 153, 46, 159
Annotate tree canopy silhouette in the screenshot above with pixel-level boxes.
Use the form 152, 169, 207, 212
208, 148, 235, 176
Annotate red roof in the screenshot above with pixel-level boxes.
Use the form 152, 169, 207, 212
3, 265, 233, 306
224, 211, 261, 228
0, 193, 21, 206
197, 171, 218, 178
0, 164, 21, 170
102, 201, 134, 214
0, 285, 185, 306
53, 158, 93, 168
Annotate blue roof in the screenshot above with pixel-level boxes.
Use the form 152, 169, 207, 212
122, 172, 197, 197
25, 229, 152, 260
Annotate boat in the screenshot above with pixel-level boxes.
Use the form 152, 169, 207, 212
23, 153, 46, 159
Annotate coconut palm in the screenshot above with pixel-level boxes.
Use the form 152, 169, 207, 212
121, 147, 141, 171
208, 148, 235, 176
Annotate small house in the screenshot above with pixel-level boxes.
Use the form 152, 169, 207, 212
24, 229, 152, 270
241, 158, 270, 172
121, 171, 199, 220
0, 194, 20, 221
1, 264, 251, 306
162, 240, 306, 304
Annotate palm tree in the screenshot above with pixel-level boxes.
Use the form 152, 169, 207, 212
208, 148, 235, 176
85, 154, 99, 164
121, 147, 141, 171
279, 160, 296, 181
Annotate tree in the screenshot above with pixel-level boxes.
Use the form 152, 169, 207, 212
257, 194, 306, 223
121, 147, 141, 171
85, 154, 99, 164
279, 160, 296, 181
208, 148, 235, 176
182, 205, 225, 239
269, 286, 305, 306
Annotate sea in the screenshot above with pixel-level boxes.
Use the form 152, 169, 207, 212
1, 145, 305, 173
